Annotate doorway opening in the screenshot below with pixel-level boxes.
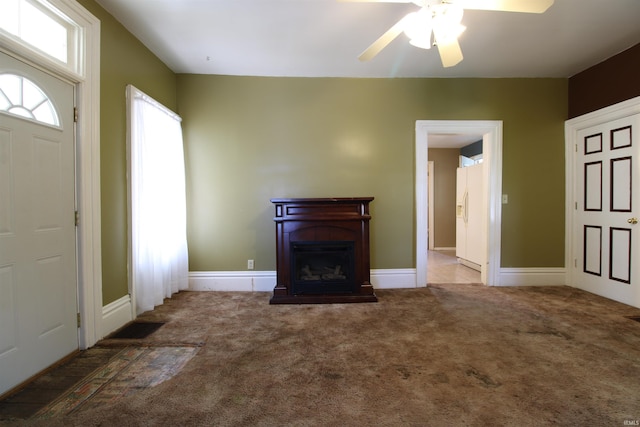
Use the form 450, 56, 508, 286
415, 120, 503, 287
427, 134, 483, 284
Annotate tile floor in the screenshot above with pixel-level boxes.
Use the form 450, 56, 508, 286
427, 249, 482, 284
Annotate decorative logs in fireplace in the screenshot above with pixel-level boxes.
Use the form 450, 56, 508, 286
269, 197, 378, 304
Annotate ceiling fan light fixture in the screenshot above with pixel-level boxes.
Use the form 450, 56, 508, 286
439, 3, 464, 26
409, 37, 433, 49
432, 4, 466, 44
434, 23, 466, 43
352, 0, 555, 68
403, 9, 433, 49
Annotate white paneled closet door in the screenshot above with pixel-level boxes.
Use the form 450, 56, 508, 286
572, 112, 640, 308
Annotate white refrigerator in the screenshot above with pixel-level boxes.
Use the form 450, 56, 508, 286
456, 163, 484, 271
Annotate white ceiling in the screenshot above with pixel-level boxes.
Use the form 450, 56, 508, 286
428, 133, 482, 148
94, 0, 640, 78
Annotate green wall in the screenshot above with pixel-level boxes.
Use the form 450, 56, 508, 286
178, 76, 568, 272
77, 0, 178, 305
75, 1, 567, 305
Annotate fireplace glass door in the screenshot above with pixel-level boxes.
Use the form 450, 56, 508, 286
291, 241, 355, 295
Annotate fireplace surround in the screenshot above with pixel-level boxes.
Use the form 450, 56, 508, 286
270, 197, 378, 304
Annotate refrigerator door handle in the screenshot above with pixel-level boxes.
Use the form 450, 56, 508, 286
463, 191, 469, 224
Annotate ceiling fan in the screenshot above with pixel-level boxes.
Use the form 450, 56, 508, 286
345, 0, 554, 67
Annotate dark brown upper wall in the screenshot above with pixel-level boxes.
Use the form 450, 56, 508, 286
568, 43, 640, 118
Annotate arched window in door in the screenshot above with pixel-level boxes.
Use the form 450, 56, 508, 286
0, 73, 60, 127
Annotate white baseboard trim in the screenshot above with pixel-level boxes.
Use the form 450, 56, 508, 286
458, 258, 481, 271
188, 269, 420, 292
189, 271, 275, 292
433, 247, 456, 251
496, 268, 566, 287
371, 268, 418, 289
187, 268, 566, 292
101, 294, 133, 338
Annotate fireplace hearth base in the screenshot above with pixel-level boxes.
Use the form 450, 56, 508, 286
269, 292, 378, 305
270, 198, 378, 304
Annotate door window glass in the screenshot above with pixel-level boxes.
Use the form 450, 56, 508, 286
0, 73, 60, 127
0, 0, 80, 70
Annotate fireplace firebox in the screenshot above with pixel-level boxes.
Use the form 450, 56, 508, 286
291, 241, 355, 295
270, 198, 377, 304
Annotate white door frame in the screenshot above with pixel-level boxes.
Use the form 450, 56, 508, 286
416, 120, 503, 287
564, 96, 640, 292
0, 0, 102, 349
428, 161, 435, 250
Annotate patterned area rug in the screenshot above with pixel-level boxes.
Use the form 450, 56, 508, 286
32, 346, 199, 419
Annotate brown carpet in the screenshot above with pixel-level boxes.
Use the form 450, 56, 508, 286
7, 284, 640, 426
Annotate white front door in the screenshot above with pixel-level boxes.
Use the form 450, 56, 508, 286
0, 51, 78, 395
572, 110, 640, 308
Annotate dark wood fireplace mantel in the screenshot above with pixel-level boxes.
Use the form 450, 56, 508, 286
270, 197, 378, 304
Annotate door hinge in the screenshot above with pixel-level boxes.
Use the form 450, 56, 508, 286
575, 202, 578, 210
75, 210, 80, 226
574, 258, 577, 268
575, 144, 577, 152
77, 313, 81, 328
73, 107, 78, 123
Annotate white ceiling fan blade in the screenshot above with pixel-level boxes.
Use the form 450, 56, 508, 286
358, 14, 413, 61
433, 24, 463, 67
436, 40, 463, 67
450, 0, 554, 13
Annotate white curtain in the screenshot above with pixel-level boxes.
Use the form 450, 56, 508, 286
127, 85, 189, 315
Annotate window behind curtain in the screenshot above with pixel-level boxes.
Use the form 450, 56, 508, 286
127, 84, 188, 315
